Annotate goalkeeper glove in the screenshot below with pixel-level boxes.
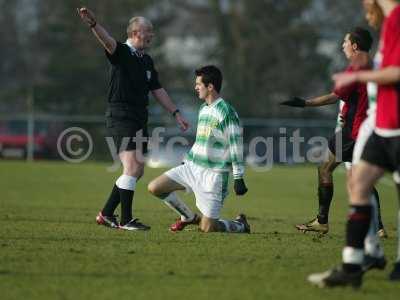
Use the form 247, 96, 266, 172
280, 97, 307, 108
234, 178, 248, 196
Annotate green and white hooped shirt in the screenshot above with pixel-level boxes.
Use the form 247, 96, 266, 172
185, 98, 245, 179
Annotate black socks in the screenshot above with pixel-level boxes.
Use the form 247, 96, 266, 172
317, 183, 333, 224
119, 188, 134, 225
342, 205, 372, 273
346, 205, 372, 249
102, 184, 120, 216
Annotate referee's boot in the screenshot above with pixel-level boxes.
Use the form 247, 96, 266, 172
96, 211, 119, 229
295, 217, 329, 234
119, 218, 151, 231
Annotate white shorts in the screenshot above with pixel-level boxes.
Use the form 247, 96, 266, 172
352, 113, 375, 165
164, 161, 229, 219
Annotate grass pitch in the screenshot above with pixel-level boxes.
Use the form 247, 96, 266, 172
0, 160, 399, 300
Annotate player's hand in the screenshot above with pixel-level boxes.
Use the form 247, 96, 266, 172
175, 113, 190, 132
77, 7, 97, 27
280, 97, 306, 108
332, 72, 358, 90
234, 179, 248, 196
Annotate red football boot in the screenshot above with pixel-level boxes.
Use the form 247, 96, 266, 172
170, 214, 200, 232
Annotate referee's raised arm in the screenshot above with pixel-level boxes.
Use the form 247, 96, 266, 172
77, 7, 117, 54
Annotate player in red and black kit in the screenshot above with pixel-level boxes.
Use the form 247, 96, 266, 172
308, 0, 400, 287
282, 27, 385, 236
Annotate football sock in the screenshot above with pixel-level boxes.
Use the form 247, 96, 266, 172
218, 220, 245, 233
342, 204, 372, 272
372, 187, 384, 230
162, 193, 195, 221
365, 191, 384, 258
317, 183, 333, 224
116, 175, 137, 225
101, 184, 120, 216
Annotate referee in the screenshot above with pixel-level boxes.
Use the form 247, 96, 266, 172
77, 7, 189, 231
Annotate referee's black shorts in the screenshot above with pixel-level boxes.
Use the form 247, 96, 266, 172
328, 129, 355, 163
361, 132, 400, 173
105, 109, 148, 154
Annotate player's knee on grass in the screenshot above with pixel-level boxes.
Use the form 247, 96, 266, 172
199, 217, 220, 233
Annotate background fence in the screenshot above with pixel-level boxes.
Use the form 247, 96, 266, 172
0, 113, 338, 167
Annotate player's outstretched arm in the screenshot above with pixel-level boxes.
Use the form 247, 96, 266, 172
304, 93, 339, 107
77, 7, 117, 54
280, 94, 338, 108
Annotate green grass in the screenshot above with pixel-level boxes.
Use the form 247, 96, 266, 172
0, 160, 399, 300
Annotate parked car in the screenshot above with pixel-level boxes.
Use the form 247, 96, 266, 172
0, 120, 58, 159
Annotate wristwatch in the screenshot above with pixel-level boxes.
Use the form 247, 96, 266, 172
172, 109, 180, 117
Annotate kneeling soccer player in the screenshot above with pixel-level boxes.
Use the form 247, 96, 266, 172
148, 65, 250, 233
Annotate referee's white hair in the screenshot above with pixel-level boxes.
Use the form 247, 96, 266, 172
127, 17, 153, 35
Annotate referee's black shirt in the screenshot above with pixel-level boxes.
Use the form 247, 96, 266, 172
105, 41, 162, 126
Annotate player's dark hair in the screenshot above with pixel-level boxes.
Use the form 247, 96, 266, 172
348, 27, 373, 52
195, 65, 223, 93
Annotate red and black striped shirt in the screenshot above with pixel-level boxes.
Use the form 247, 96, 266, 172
333, 65, 369, 140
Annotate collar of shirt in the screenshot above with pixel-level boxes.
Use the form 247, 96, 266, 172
206, 97, 223, 108
125, 39, 144, 57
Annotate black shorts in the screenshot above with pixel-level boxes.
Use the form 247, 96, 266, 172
107, 133, 148, 154
361, 132, 400, 173
328, 129, 355, 162
105, 119, 148, 154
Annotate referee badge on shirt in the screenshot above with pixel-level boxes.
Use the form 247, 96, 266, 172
146, 70, 152, 81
